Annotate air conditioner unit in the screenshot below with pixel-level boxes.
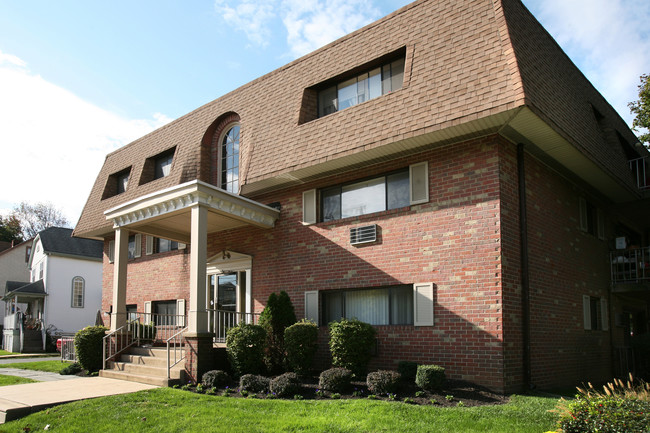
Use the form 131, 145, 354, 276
350, 225, 377, 245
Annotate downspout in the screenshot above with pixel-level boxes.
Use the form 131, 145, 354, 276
517, 143, 532, 390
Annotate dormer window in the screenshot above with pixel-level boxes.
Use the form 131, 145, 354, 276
140, 147, 176, 185
221, 124, 240, 193
317, 56, 405, 118
102, 167, 131, 199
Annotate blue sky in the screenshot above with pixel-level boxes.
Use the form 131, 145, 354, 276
0, 0, 649, 224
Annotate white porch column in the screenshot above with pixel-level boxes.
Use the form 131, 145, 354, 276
111, 228, 129, 331
189, 205, 208, 333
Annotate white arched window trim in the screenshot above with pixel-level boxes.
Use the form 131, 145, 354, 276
71, 276, 85, 308
218, 122, 240, 194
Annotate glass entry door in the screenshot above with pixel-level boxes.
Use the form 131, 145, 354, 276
208, 273, 237, 312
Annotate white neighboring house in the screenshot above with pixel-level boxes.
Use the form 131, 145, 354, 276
0, 240, 32, 327
3, 227, 103, 352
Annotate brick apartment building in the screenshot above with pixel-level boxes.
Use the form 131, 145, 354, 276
73, 0, 650, 393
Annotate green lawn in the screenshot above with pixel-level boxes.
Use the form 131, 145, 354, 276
0, 374, 37, 387
0, 350, 16, 356
2, 388, 559, 433
0, 360, 70, 373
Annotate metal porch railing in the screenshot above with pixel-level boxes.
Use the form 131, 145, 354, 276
629, 156, 650, 190
166, 327, 187, 378
610, 247, 650, 284
207, 309, 260, 343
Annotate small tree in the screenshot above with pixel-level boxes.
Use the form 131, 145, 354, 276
74, 325, 107, 373
328, 318, 376, 376
258, 291, 297, 373
284, 319, 318, 374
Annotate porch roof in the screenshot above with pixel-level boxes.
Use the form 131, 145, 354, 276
3, 280, 46, 301
104, 180, 280, 243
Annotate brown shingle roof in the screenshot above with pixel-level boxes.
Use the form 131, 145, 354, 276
73, 0, 638, 239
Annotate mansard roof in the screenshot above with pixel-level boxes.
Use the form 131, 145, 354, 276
74, 0, 641, 239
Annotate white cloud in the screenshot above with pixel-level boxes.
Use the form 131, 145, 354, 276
282, 0, 381, 58
529, 0, 650, 127
0, 50, 172, 224
214, 0, 277, 47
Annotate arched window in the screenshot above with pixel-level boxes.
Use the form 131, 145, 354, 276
220, 124, 240, 193
71, 276, 85, 308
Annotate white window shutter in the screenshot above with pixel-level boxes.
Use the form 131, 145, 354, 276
579, 198, 588, 232
177, 299, 186, 327
145, 236, 154, 255
597, 209, 605, 240
413, 282, 434, 326
178, 242, 186, 250
582, 295, 591, 330
304, 290, 319, 324
144, 301, 152, 325
409, 161, 429, 205
303, 189, 317, 225
108, 240, 115, 263
601, 297, 609, 331
134, 234, 142, 258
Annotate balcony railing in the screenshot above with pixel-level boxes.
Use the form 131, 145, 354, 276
208, 309, 260, 343
629, 156, 650, 190
611, 247, 650, 284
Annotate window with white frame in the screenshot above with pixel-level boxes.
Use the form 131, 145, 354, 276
71, 276, 84, 308
220, 124, 240, 193
583, 295, 609, 331
579, 197, 605, 239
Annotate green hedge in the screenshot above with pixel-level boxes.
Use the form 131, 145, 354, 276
226, 323, 266, 375
74, 326, 107, 373
284, 320, 318, 375
415, 365, 446, 391
328, 318, 376, 376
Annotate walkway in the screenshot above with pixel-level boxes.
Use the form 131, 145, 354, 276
0, 357, 157, 423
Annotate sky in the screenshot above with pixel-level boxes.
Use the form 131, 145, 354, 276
0, 0, 649, 226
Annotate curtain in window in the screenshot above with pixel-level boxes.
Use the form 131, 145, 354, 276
346, 288, 389, 325
391, 286, 413, 324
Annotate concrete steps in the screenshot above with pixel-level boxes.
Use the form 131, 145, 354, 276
99, 346, 186, 387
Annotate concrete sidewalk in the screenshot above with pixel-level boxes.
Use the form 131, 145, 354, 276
0, 377, 157, 423
0, 368, 80, 382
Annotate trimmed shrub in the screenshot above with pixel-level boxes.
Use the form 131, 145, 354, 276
239, 374, 270, 393
259, 291, 297, 373
226, 323, 266, 375
415, 365, 446, 391
284, 319, 318, 375
269, 372, 301, 397
367, 370, 401, 395
397, 361, 418, 382
319, 367, 353, 393
59, 362, 82, 375
201, 370, 230, 388
328, 318, 376, 376
74, 325, 108, 373
556, 376, 650, 433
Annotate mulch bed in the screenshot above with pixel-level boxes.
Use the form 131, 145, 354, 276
180, 376, 508, 407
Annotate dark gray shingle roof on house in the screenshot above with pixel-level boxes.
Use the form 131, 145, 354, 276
3, 280, 46, 298
38, 227, 103, 260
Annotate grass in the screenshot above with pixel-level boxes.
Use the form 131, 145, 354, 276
0, 374, 37, 387
2, 388, 559, 432
0, 350, 17, 356
0, 360, 71, 373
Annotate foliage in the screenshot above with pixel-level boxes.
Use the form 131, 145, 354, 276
129, 321, 156, 341
269, 372, 301, 397
328, 318, 376, 376
415, 365, 446, 391
397, 361, 418, 382
555, 375, 650, 433
239, 374, 270, 393
74, 325, 108, 373
258, 291, 297, 373
629, 74, 650, 144
226, 323, 266, 375
1, 388, 559, 433
10, 201, 71, 240
284, 319, 318, 375
318, 367, 353, 393
0, 360, 72, 373
0, 374, 37, 387
202, 370, 230, 388
0, 215, 22, 243
59, 362, 83, 375
366, 370, 401, 395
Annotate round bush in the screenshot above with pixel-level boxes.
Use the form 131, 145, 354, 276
558, 395, 650, 433
415, 365, 446, 391
74, 325, 108, 373
239, 374, 271, 393
226, 323, 266, 375
269, 372, 301, 397
59, 362, 82, 376
318, 367, 353, 393
284, 320, 318, 374
202, 370, 230, 388
397, 361, 418, 382
328, 318, 376, 376
367, 370, 401, 395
